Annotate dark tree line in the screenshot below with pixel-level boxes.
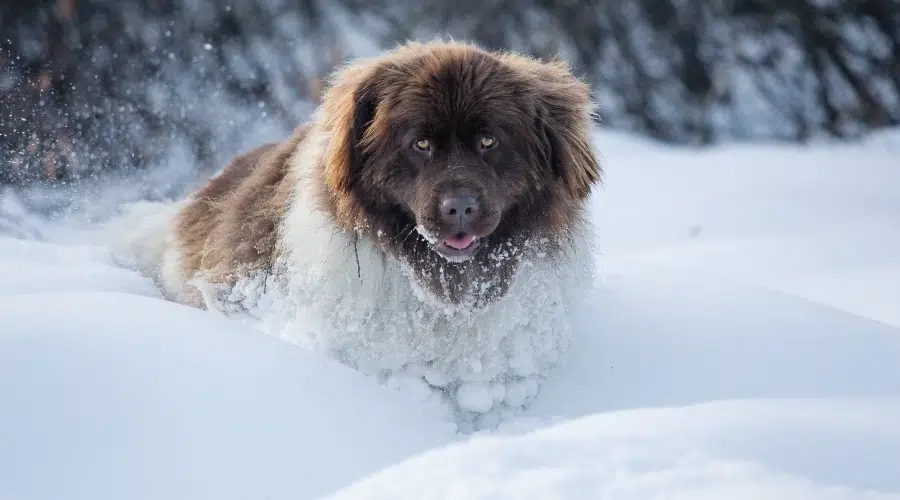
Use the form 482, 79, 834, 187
2, 0, 898, 190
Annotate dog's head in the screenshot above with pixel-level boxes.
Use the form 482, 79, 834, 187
318, 41, 601, 302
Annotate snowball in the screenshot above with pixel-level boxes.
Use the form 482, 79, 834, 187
456, 382, 494, 414
509, 352, 536, 377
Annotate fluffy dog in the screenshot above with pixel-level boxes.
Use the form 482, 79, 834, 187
111, 40, 602, 429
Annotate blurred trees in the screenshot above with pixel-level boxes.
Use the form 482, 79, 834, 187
1, 0, 342, 187
2, 0, 898, 188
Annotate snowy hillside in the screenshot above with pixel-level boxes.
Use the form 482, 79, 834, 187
2, 129, 900, 499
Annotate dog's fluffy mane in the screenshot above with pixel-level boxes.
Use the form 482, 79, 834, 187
109, 39, 602, 427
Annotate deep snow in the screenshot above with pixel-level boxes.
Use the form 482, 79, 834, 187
328, 399, 900, 500
2, 128, 900, 499
0, 292, 455, 500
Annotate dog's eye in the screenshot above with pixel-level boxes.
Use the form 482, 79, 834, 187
479, 136, 497, 149
413, 139, 431, 152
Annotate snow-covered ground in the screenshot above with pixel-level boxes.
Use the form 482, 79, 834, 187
2, 129, 899, 499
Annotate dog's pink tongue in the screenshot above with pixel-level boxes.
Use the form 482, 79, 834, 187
444, 234, 476, 250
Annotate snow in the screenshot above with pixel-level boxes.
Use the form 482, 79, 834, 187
327, 399, 900, 500
2, 127, 900, 499
0, 291, 455, 500
594, 129, 900, 329
456, 383, 495, 413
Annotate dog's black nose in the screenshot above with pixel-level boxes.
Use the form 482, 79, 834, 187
441, 194, 479, 220
441, 195, 479, 234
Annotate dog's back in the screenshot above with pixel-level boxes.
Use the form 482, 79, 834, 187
103, 142, 279, 303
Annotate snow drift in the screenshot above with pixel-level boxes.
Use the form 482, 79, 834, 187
327, 399, 900, 500
0, 291, 455, 500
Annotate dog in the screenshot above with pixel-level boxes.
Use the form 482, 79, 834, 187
109, 40, 602, 428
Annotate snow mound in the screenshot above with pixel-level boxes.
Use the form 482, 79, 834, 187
0, 237, 161, 298
0, 291, 454, 500
593, 129, 900, 328
531, 265, 900, 419
327, 398, 900, 500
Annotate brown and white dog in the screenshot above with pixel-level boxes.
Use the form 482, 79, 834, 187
109, 40, 602, 428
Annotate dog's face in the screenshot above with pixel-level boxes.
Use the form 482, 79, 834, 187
375, 116, 515, 262
319, 42, 601, 302
353, 58, 547, 262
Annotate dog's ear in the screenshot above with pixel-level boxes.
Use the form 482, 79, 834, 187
533, 59, 602, 200
321, 66, 380, 194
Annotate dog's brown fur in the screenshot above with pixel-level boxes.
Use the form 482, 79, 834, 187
168, 40, 601, 308
171, 129, 304, 305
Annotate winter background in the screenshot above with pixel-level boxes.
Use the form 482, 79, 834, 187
2, 1, 900, 499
